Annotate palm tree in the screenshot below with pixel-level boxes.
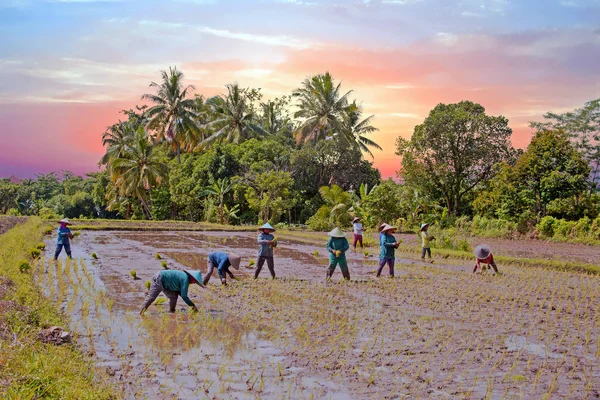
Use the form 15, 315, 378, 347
110, 127, 169, 219
100, 120, 136, 166
341, 102, 382, 158
142, 67, 200, 163
198, 83, 265, 148
260, 98, 293, 137
198, 177, 234, 224
319, 184, 352, 226
292, 72, 352, 144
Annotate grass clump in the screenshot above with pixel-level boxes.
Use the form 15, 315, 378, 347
91, 252, 97, 259
0, 217, 116, 399
249, 259, 255, 266
130, 270, 138, 280
312, 250, 319, 256
35, 242, 46, 250
161, 261, 168, 269
30, 248, 41, 259
155, 252, 161, 259
145, 280, 151, 290
19, 260, 30, 273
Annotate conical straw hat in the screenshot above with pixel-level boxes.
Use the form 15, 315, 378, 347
59, 218, 72, 225
420, 223, 430, 231
328, 227, 346, 238
184, 270, 204, 286
381, 224, 396, 233
474, 244, 491, 259
258, 223, 275, 232
228, 254, 241, 270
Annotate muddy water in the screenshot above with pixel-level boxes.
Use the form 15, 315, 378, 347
40, 231, 353, 399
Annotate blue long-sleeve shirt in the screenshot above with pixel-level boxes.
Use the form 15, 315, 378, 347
160, 270, 195, 307
326, 237, 349, 261
380, 233, 397, 259
257, 232, 274, 257
208, 252, 231, 275
57, 226, 71, 245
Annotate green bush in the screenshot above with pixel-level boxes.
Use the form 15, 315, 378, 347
38, 207, 58, 220
538, 216, 557, 237
306, 208, 334, 231
6, 208, 20, 216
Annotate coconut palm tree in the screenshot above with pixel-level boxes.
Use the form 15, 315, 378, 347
198, 176, 234, 224
142, 67, 200, 163
260, 98, 293, 137
100, 120, 136, 166
198, 83, 265, 148
110, 127, 169, 219
292, 72, 352, 144
341, 102, 382, 158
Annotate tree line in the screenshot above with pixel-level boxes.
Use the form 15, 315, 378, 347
1, 67, 599, 239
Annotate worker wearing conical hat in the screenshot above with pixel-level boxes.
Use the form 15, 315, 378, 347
203, 252, 241, 286
473, 244, 499, 274
255, 223, 277, 279
54, 218, 74, 260
140, 269, 204, 315
420, 223, 435, 263
326, 227, 350, 281
378, 224, 400, 277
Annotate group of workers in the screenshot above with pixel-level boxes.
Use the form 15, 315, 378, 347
53, 218, 499, 314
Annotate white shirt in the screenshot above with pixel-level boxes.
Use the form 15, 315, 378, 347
353, 222, 364, 235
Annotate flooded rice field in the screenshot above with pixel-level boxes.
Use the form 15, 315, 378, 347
38, 230, 600, 399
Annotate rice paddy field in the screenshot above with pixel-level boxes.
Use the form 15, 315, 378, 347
29, 225, 600, 399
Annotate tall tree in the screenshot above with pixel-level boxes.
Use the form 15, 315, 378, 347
199, 177, 234, 225
199, 84, 265, 148
342, 101, 382, 158
110, 127, 169, 218
529, 98, 600, 188
396, 101, 514, 216
292, 72, 352, 144
142, 67, 200, 163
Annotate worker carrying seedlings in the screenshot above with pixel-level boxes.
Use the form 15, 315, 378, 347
203, 251, 241, 286
255, 223, 277, 279
140, 269, 203, 314
420, 223, 435, 262
473, 244, 499, 274
378, 224, 401, 277
54, 218, 74, 260
326, 227, 350, 281
352, 217, 364, 249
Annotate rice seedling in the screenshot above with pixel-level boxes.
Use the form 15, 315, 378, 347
155, 297, 167, 305
30, 248, 41, 258
130, 269, 138, 280
145, 280, 151, 290
18, 259, 31, 273
161, 261, 168, 269
155, 252, 162, 259
312, 250, 319, 256
91, 252, 98, 259
35, 242, 46, 250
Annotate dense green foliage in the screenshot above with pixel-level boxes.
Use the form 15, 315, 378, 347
1, 65, 598, 240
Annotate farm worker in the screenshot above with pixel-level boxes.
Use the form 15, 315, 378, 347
378, 224, 401, 277
255, 223, 277, 279
326, 227, 350, 281
473, 244, 499, 274
352, 217, 364, 249
203, 251, 241, 286
420, 223, 435, 262
140, 269, 203, 314
54, 218, 74, 260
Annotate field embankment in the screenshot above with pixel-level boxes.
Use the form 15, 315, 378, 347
0, 217, 117, 399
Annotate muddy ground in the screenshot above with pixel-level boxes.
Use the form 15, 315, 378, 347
0, 216, 27, 235
39, 230, 600, 399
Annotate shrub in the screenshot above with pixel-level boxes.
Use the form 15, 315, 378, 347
6, 208, 20, 216
38, 207, 58, 220
538, 216, 557, 237
306, 208, 334, 231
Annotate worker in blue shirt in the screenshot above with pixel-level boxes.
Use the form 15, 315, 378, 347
140, 269, 203, 314
54, 218, 74, 260
203, 252, 241, 286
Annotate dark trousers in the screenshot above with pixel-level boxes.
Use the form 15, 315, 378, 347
377, 258, 395, 277
54, 243, 72, 260
421, 247, 432, 259
353, 234, 363, 248
327, 259, 350, 280
203, 260, 234, 285
255, 256, 275, 279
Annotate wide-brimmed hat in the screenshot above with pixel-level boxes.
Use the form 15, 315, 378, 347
378, 223, 387, 232
474, 244, 491, 259
185, 270, 204, 286
353, 217, 361, 223
59, 218, 72, 225
328, 227, 346, 238
258, 223, 275, 232
420, 223, 430, 231
381, 224, 397, 233
228, 254, 241, 270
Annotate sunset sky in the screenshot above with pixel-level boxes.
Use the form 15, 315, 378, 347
1, 0, 599, 178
